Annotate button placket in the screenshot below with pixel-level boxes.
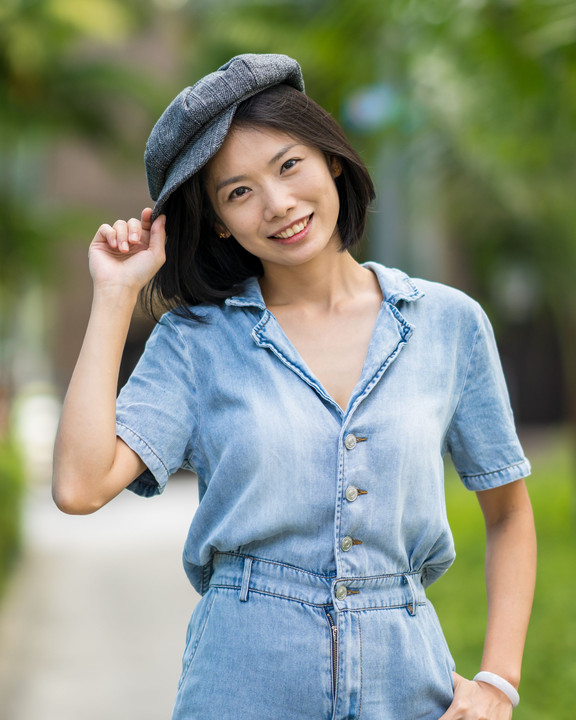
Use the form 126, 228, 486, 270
340, 536, 363, 552
345, 485, 368, 502
344, 433, 357, 450
340, 433, 369, 563
344, 433, 367, 451
345, 485, 359, 502
335, 585, 348, 601
334, 584, 360, 603
341, 536, 353, 552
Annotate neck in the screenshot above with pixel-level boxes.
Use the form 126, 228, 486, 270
259, 247, 373, 311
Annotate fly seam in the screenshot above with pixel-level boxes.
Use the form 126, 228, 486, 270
357, 613, 363, 720
324, 608, 338, 702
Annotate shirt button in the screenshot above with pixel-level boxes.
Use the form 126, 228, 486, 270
345, 485, 359, 502
340, 535, 354, 552
336, 586, 348, 601
344, 433, 357, 450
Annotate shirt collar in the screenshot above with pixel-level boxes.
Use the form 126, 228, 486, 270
225, 276, 267, 310
362, 262, 425, 305
224, 262, 424, 310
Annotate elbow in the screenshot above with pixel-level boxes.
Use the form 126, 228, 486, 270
51, 476, 106, 515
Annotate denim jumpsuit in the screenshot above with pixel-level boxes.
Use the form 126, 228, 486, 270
116, 263, 530, 720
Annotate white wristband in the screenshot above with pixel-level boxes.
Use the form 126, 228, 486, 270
473, 671, 520, 708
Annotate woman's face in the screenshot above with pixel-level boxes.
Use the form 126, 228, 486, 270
204, 126, 342, 272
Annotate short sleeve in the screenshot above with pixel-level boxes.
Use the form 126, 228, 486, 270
115, 314, 198, 497
444, 305, 531, 491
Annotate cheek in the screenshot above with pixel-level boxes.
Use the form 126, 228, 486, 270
226, 214, 255, 238
305, 170, 339, 206
222, 209, 262, 245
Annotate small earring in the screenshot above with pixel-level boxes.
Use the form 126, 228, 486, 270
218, 231, 230, 239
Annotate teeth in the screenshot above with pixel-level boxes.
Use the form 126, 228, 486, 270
274, 216, 309, 239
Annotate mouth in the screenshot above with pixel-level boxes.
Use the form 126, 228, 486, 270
269, 214, 313, 242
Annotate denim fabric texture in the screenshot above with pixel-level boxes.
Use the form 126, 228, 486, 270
115, 262, 530, 719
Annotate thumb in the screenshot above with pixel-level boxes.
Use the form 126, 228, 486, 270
452, 672, 464, 689
149, 214, 167, 250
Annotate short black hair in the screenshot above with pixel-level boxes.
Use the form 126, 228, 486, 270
143, 84, 375, 320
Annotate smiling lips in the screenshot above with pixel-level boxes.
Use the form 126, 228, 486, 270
269, 214, 312, 241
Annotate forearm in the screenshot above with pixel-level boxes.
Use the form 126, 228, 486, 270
480, 483, 537, 688
53, 286, 139, 512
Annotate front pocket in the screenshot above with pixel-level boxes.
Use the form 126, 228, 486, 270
424, 601, 456, 674
178, 589, 217, 689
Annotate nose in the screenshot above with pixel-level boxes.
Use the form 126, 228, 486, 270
262, 182, 295, 222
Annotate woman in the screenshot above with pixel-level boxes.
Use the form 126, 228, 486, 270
53, 53, 536, 720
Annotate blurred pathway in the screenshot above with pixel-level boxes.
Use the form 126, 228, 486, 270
0, 476, 200, 720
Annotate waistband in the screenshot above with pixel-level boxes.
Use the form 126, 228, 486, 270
209, 552, 427, 615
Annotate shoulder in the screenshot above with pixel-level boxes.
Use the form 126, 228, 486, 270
143, 305, 222, 354
366, 262, 486, 325
410, 278, 493, 351
412, 277, 484, 317
155, 298, 257, 354
158, 297, 237, 328
407, 278, 500, 362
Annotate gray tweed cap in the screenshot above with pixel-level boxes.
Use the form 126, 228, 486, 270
145, 53, 305, 220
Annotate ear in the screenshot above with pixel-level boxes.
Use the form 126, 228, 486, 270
214, 221, 231, 239
330, 157, 343, 178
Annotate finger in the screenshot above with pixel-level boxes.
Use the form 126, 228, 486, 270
127, 217, 141, 244
141, 207, 153, 232
96, 223, 117, 249
113, 219, 129, 252
149, 214, 167, 257
437, 698, 459, 720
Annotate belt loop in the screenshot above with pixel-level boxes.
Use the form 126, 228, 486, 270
239, 557, 253, 602
404, 573, 418, 616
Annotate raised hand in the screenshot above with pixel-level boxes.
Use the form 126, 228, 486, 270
89, 207, 166, 294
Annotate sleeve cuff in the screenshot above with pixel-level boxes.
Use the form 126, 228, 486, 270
116, 421, 169, 497
459, 457, 532, 491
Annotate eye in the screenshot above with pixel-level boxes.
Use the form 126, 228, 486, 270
281, 158, 300, 172
228, 186, 250, 200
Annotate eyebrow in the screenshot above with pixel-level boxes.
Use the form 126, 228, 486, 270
215, 143, 300, 194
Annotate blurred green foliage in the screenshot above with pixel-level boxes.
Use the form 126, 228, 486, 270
0, 438, 24, 600
2, 0, 576, 416
0, 1, 574, 704
0, 0, 159, 293
429, 435, 576, 718
0, 0, 162, 590
183, 0, 576, 425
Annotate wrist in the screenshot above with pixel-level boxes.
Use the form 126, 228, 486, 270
473, 671, 520, 708
92, 282, 141, 309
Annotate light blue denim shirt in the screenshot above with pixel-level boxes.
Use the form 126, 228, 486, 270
116, 262, 530, 595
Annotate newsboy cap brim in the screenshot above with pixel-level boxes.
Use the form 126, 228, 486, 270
145, 53, 305, 221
